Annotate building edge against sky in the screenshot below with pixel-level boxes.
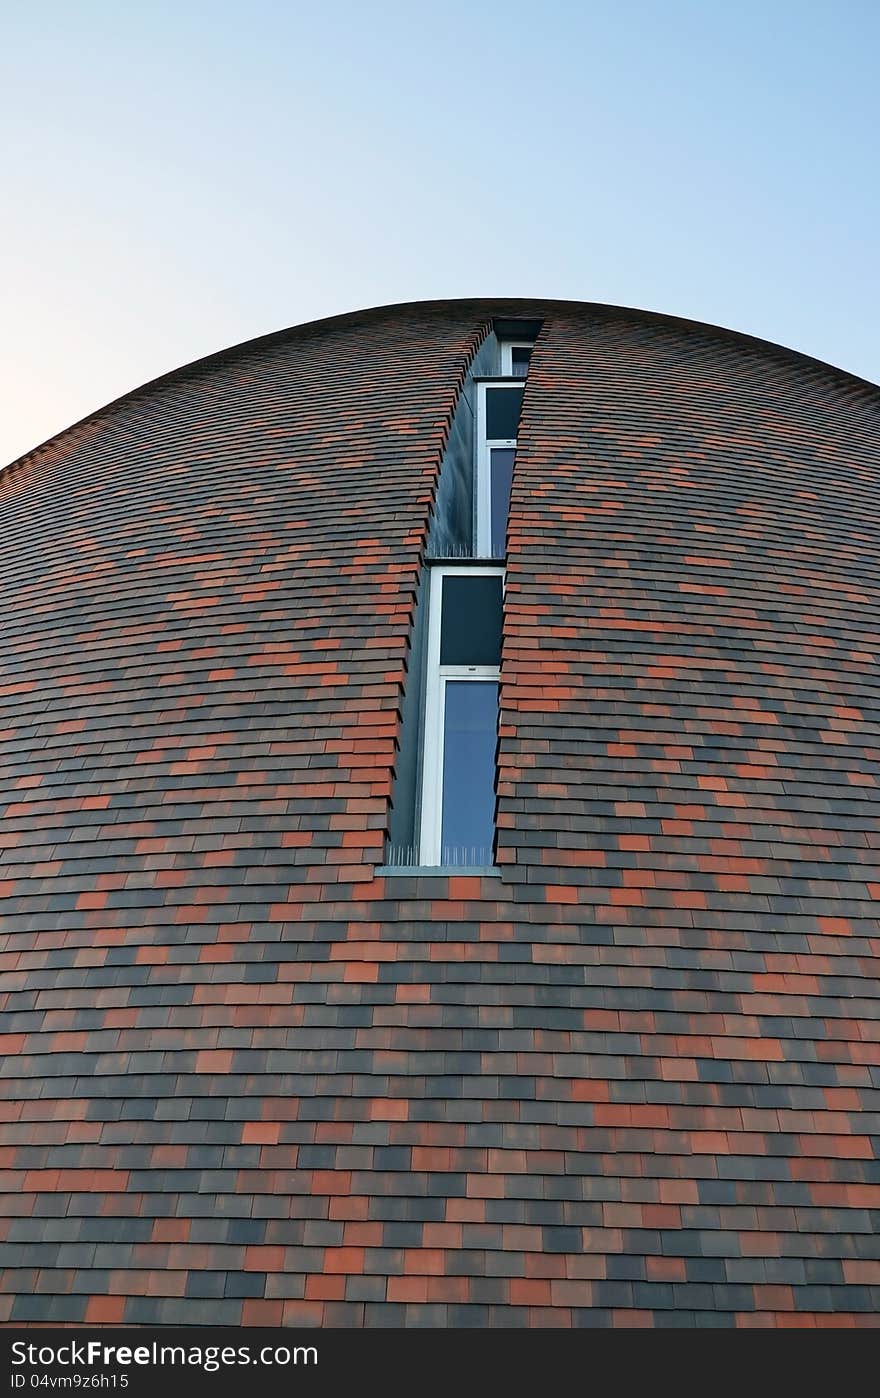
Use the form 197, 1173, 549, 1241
0, 299, 878, 1327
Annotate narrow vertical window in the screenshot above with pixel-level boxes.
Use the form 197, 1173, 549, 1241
476, 383, 523, 558
386, 325, 538, 871
489, 448, 515, 560
441, 680, 499, 856
419, 566, 503, 866
500, 341, 533, 377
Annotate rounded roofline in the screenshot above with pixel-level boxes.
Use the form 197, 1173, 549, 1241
4, 295, 879, 478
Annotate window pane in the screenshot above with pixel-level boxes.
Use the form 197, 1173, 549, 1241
511, 347, 531, 377
441, 680, 498, 863
440, 574, 502, 665
490, 448, 515, 557
485, 386, 523, 440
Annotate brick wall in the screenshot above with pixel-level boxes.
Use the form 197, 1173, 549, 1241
1, 300, 878, 1326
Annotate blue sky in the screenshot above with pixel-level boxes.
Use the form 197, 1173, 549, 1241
2, 1, 878, 466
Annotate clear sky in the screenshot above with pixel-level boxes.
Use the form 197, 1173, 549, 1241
2, 1, 878, 467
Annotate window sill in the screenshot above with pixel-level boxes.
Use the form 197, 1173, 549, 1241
375, 865, 501, 878
423, 554, 504, 566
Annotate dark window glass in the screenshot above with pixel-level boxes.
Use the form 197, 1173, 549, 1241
441, 680, 498, 863
440, 574, 502, 665
511, 347, 531, 377
490, 448, 515, 557
485, 386, 523, 441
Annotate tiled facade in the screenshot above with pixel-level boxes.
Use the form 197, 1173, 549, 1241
1, 299, 879, 1327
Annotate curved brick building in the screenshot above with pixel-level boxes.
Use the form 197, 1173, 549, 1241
1, 299, 879, 1328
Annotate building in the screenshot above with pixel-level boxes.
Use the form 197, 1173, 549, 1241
1, 298, 878, 1328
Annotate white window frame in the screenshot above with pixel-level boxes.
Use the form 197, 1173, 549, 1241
418, 564, 503, 866
499, 340, 534, 376
476, 381, 522, 557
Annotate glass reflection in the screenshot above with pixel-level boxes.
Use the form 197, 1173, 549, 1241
490, 448, 515, 557
440, 680, 498, 863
